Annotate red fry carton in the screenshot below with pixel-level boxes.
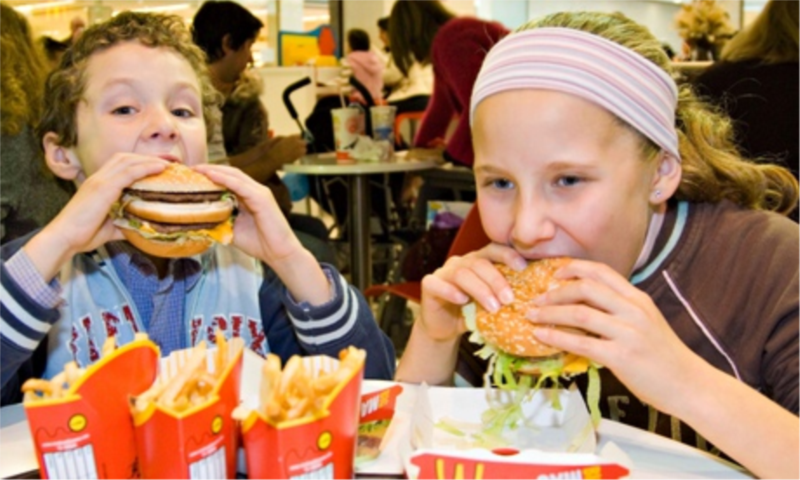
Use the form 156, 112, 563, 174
239, 353, 364, 479
23, 338, 160, 479
131, 338, 244, 479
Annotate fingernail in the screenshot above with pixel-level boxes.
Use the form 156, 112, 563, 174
513, 259, 528, 271
526, 308, 538, 321
533, 294, 546, 305
486, 297, 501, 313
455, 292, 469, 304
499, 288, 514, 305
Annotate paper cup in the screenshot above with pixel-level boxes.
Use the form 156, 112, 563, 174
370, 105, 396, 145
331, 107, 364, 160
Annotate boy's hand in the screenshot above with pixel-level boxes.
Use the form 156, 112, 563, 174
23, 155, 170, 282
193, 164, 331, 305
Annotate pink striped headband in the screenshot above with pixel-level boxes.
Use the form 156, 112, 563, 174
471, 27, 681, 161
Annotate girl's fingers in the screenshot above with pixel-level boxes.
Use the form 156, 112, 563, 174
534, 277, 645, 324
554, 259, 641, 299
532, 326, 611, 366
529, 304, 627, 341
422, 274, 470, 306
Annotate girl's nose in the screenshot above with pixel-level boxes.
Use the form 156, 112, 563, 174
510, 198, 557, 249
144, 107, 178, 141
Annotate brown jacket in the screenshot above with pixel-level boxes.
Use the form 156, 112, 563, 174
221, 72, 292, 216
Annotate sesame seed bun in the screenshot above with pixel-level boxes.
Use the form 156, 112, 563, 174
127, 163, 226, 192
475, 258, 589, 373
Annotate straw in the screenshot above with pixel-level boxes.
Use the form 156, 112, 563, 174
338, 87, 346, 108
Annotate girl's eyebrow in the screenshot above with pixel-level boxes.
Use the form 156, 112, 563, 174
474, 165, 507, 175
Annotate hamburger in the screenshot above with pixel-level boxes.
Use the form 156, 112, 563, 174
113, 163, 235, 258
463, 257, 602, 430
467, 257, 591, 379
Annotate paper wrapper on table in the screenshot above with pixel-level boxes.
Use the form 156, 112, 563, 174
403, 384, 630, 480
23, 338, 160, 479
131, 339, 244, 479
239, 354, 364, 479
356, 384, 403, 464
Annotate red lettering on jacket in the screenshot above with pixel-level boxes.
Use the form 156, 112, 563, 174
247, 318, 266, 355
81, 316, 100, 362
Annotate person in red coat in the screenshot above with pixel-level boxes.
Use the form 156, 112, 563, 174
389, 1, 509, 168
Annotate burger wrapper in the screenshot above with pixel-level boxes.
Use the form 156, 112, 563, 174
238, 353, 364, 479
356, 384, 403, 464
23, 338, 160, 479
131, 339, 244, 479
403, 384, 631, 479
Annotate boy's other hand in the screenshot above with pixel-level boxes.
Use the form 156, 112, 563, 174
23, 155, 170, 282
192, 163, 302, 264
193, 163, 332, 305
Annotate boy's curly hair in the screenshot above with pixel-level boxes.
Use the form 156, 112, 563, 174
36, 11, 221, 147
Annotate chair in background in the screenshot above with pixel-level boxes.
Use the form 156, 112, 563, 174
364, 205, 490, 353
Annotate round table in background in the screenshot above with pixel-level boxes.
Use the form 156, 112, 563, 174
283, 151, 440, 292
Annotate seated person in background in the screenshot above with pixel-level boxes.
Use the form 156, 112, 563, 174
340, 28, 384, 106
39, 36, 70, 72
693, 0, 798, 219
396, 10, 798, 479
377, 16, 432, 117
389, 0, 508, 168
0, 11, 396, 406
1, 3, 74, 245
192, 1, 335, 263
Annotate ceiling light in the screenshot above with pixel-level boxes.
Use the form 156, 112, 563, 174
15, 0, 75, 14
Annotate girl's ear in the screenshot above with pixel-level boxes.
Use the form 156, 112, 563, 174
650, 152, 682, 204
221, 34, 234, 55
43, 132, 83, 181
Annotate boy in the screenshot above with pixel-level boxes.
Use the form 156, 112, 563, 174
0, 12, 395, 405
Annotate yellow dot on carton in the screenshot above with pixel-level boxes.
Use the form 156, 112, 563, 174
212, 416, 223, 434
317, 431, 332, 450
68, 414, 87, 432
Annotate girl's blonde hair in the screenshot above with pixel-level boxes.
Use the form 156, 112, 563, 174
520, 11, 798, 215
721, 0, 799, 64
1, 2, 49, 136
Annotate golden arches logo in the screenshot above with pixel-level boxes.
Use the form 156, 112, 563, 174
211, 416, 223, 434
317, 431, 332, 450
68, 414, 87, 432
435, 459, 484, 480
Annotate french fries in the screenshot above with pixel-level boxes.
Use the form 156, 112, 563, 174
133, 330, 240, 414
258, 346, 366, 424
21, 333, 149, 402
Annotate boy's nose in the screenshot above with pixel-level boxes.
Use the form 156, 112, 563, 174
144, 107, 179, 141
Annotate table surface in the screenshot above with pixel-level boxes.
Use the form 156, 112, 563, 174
0, 381, 752, 480
282, 150, 441, 175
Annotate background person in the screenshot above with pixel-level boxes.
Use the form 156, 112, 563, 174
388, 0, 508, 168
0, 2, 74, 244
340, 28, 384, 106
191, 0, 335, 264
377, 16, 432, 117
693, 0, 798, 219
396, 11, 798, 479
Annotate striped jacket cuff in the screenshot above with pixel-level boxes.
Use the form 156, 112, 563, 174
284, 264, 359, 348
1, 261, 60, 353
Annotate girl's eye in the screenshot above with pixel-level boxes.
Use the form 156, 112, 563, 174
172, 108, 194, 118
111, 106, 135, 115
555, 175, 582, 187
490, 178, 514, 190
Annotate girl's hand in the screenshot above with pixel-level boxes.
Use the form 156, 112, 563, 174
193, 164, 303, 266
419, 242, 528, 343
528, 259, 702, 413
24, 155, 169, 281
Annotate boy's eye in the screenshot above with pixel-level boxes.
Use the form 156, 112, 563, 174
111, 106, 136, 115
555, 175, 582, 187
172, 108, 195, 118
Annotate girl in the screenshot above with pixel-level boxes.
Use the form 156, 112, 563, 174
396, 11, 799, 479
